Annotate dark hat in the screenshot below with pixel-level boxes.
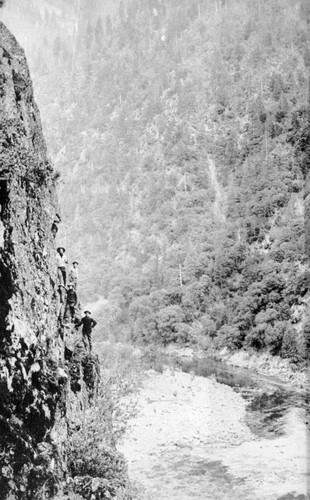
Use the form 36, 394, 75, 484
57, 247, 66, 252
72, 260, 79, 265
84, 310, 91, 315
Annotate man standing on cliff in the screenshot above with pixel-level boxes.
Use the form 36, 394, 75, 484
76, 310, 97, 352
69, 260, 79, 290
64, 283, 78, 323
56, 247, 68, 286
57, 284, 67, 324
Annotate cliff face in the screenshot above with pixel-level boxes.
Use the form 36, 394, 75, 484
0, 21, 58, 362
0, 22, 98, 500
0, 19, 63, 498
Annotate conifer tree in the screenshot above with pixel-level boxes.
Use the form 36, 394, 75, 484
105, 14, 112, 37
119, 0, 125, 21
95, 15, 103, 45
53, 35, 62, 61
85, 21, 93, 50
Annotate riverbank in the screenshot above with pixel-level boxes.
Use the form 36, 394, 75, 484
163, 344, 309, 390
119, 367, 309, 500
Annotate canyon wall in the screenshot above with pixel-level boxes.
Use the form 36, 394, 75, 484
0, 21, 99, 500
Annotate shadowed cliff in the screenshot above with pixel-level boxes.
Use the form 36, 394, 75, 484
0, 21, 101, 500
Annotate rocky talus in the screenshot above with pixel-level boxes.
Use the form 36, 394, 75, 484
0, 22, 100, 500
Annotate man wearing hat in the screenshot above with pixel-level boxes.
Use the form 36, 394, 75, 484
64, 283, 78, 323
56, 247, 68, 286
76, 310, 97, 352
69, 260, 79, 290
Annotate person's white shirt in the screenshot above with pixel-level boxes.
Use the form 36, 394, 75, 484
57, 254, 68, 267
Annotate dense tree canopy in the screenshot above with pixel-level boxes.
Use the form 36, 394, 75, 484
2, 0, 309, 359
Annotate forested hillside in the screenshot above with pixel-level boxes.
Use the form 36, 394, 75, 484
2, 0, 309, 360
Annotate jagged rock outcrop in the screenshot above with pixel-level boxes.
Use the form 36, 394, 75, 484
0, 22, 100, 500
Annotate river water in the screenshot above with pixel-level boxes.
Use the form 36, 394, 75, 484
120, 354, 309, 500
172, 355, 309, 441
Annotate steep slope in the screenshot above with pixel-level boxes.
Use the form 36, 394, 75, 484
54, 0, 309, 360
0, 20, 65, 498
2, 0, 309, 361
0, 21, 103, 500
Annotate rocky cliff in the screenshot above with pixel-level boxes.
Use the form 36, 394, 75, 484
0, 21, 100, 500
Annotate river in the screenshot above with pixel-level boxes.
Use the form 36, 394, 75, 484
119, 355, 309, 500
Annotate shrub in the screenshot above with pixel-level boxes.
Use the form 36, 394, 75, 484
68, 442, 127, 489
281, 325, 299, 360
67, 390, 132, 499
264, 321, 286, 354
244, 325, 266, 350
200, 314, 217, 338
303, 319, 310, 359
216, 325, 244, 350
155, 305, 186, 344
67, 345, 142, 499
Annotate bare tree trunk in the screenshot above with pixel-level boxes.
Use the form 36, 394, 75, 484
179, 263, 183, 287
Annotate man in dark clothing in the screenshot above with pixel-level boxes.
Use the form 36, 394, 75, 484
76, 310, 97, 352
64, 283, 78, 323
51, 221, 58, 237
51, 213, 61, 238
57, 284, 67, 323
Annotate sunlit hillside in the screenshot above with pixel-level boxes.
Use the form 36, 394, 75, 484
2, 0, 309, 360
